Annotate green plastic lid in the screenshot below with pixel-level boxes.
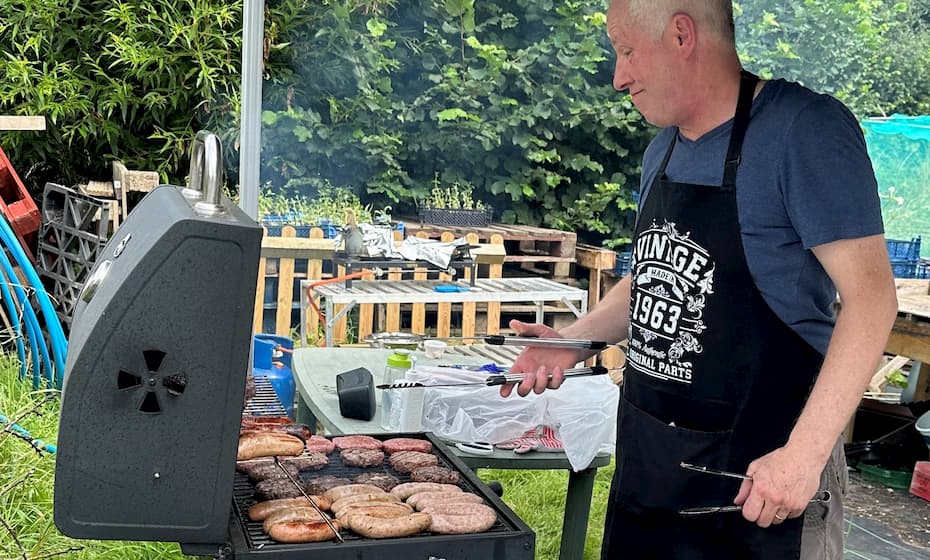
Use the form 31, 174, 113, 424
387, 349, 412, 369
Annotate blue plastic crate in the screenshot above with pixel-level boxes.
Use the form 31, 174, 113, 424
918, 259, 930, 279
614, 251, 633, 277
891, 258, 919, 279
887, 237, 921, 261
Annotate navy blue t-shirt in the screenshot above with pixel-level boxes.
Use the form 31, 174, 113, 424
638, 78, 883, 355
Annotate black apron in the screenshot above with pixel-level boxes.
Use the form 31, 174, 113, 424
601, 71, 825, 560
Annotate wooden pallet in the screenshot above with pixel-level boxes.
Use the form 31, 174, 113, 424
399, 219, 577, 278
255, 227, 507, 343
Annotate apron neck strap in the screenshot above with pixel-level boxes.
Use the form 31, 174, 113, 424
721, 70, 760, 188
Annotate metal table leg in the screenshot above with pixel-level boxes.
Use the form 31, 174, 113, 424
559, 466, 598, 560
296, 393, 318, 431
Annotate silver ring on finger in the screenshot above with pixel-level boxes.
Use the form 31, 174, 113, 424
774, 511, 787, 521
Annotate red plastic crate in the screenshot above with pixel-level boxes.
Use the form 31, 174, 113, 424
909, 461, 930, 501
0, 146, 39, 261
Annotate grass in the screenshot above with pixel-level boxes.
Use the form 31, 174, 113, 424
0, 355, 612, 559
0, 356, 185, 559
478, 465, 614, 560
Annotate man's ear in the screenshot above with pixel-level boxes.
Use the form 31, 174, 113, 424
670, 12, 697, 55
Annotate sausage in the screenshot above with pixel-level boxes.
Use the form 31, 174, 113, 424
237, 431, 305, 460
323, 484, 387, 503
343, 511, 432, 539
267, 520, 341, 543
248, 496, 331, 521
390, 482, 462, 500
408, 491, 484, 511
262, 507, 330, 533
421, 503, 497, 534
241, 415, 292, 430
333, 502, 413, 519
330, 493, 400, 515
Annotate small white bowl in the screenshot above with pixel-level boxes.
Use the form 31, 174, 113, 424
423, 340, 447, 359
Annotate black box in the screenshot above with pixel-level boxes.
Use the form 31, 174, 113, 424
336, 367, 376, 420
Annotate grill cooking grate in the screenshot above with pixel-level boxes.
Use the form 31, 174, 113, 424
243, 377, 288, 417
230, 435, 513, 549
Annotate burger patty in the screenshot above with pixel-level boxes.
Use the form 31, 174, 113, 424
382, 437, 432, 455
255, 477, 305, 500
306, 435, 336, 454
353, 472, 400, 491
388, 451, 438, 474
304, 475, 352, 495
410, 465, 460, 484
237, 453, 329, 481
332, 435, 383, 451
340, 448, 385, 468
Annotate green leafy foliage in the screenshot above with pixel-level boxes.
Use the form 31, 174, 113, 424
259, 0, 651, 247
2, 0, 930, 249
0, 0, 243, 189
735, 0, 930, 117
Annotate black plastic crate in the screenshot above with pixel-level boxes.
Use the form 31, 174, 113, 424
36, 183, 110, 331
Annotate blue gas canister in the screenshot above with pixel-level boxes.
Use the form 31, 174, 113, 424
252, 334, 296, 418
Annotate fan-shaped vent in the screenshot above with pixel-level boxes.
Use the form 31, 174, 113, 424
118, 370, 142, 390
139, 391, 161, 414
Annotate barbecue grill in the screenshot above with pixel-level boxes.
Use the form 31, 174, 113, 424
53, 132, 535, 559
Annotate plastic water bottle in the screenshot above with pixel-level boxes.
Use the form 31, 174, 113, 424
399, 368, 427, 432
380, 350, 412, 430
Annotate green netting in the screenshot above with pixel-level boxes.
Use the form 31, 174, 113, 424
862, 115, 930, 258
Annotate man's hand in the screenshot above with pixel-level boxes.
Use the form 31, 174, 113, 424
733, 443, 825, 528
500, 320, 580, 398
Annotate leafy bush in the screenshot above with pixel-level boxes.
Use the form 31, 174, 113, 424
259, 0, 650, 247
0, 0, 243, 190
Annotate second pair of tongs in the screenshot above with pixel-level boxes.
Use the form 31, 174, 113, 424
437, 335, 607, 350
678, 462, 831, 516
376, 366, 608, 389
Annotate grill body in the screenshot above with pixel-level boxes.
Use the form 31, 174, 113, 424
54, 185, 262, 543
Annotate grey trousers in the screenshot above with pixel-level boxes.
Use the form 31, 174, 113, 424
800, 437, 848, 560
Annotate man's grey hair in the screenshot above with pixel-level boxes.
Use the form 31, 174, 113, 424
621, 0, 735, 45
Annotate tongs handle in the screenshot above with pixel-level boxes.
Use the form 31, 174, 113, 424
486, 366, 608, 386
484, 335, 607, 350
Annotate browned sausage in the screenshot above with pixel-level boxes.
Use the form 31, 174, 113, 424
389, 482, 462, 500
262, 507, 330, 533
267, 519, 341, 543
343, 511, 432, 538
421, 502, 497, 534
330, 493, 400, 515
248, 496, 331, 521
334, 502, 414, 519
237, 431, 305, 460
409, 491, 484, 511
323, 484, 386, 503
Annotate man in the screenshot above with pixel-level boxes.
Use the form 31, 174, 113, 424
502, 1, 898, 558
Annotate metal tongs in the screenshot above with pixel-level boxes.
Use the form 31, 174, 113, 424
677, 462, 831, 516
376, 366, 608, 390
436, 335, 607, 350
273, 457, 344, 542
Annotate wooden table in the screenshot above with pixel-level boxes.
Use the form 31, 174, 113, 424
301, 277, 589, 346
291, 347, 610, 560
886, 279, 930, 399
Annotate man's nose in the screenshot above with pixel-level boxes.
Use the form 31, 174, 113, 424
613, 58, 631, 92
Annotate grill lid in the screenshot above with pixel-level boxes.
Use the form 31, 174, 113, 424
54, 133, 262, 543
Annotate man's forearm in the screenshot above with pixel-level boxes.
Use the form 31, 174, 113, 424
560, 274, 632, 358
787, 289, 898, 463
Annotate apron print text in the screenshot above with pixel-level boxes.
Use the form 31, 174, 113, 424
628, 221, 715, 384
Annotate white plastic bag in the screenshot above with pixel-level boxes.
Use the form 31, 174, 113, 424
415, 365, 618, 471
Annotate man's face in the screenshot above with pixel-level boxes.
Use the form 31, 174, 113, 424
607, 1, 684, 128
